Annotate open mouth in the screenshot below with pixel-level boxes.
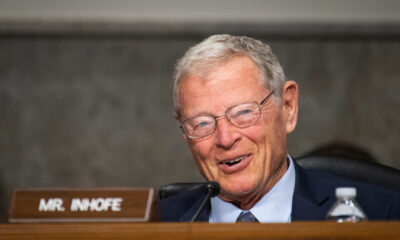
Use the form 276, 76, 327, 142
221, 154, 250, 167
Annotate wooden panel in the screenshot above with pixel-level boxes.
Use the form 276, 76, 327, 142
0, 221, 399, 240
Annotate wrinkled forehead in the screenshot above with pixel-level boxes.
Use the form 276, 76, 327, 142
176, 56, 267, 120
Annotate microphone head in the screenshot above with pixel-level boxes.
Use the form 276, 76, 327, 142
206, 182, 220, 197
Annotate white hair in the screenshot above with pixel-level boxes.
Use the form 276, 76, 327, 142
172, 34, 287, 116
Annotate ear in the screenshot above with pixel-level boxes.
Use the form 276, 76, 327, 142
281, 80, 299, 133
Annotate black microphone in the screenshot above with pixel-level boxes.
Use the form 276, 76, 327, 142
190, 182, 220, 222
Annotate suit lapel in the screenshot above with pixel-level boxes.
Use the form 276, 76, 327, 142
179, 193, 210, 222
291, 160, 333, 221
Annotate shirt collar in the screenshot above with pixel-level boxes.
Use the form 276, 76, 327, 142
209, 155, 296, 223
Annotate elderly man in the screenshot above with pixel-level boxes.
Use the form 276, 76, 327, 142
159, 34, 400, 222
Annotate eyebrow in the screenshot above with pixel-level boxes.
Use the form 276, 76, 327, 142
181, 98, 259, 121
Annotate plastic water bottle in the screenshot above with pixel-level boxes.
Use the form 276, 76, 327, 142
326, 187, 368, 222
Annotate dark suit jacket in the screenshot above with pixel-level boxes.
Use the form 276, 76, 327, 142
158, 161, 400, 222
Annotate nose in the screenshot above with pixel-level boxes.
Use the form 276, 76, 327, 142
214, 117, 240, 149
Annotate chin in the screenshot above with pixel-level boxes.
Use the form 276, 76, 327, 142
220, 178, 258, 199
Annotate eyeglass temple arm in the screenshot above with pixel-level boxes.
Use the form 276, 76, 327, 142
259, 91, 274, 106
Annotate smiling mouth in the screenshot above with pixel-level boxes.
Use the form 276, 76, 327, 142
221, 154, 250, 167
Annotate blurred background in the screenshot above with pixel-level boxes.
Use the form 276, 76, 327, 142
0, 0, 399, 221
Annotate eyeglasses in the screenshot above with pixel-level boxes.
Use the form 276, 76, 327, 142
179, 91, 275, 139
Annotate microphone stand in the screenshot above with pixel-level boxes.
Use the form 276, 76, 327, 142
190, 182, 220, 222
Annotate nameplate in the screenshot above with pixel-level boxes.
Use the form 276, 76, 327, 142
8, 188, 154, 222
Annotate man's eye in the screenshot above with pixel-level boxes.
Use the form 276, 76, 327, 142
236, 109, 253, 116
196, 121, 210, 128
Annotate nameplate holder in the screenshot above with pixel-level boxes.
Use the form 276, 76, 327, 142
8, 188, 154, 222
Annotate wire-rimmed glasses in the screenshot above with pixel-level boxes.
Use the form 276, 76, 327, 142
179, 91, 275, 139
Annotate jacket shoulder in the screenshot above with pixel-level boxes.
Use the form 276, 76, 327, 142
157, 187, 206, 222
294, 163, 400, 220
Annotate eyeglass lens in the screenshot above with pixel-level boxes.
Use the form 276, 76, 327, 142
183, 102, 261, 138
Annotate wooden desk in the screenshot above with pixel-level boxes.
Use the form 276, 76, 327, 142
1, 221, 399, 240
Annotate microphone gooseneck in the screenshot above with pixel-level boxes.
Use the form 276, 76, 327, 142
190, 182, 220, 222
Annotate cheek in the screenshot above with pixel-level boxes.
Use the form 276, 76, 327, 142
259, 109, 287, 139
187, 139, 216, 176
263, 113, 289, 163
189, 139, 213, 160
243, 120, 273, 144
245, 112, 287, 159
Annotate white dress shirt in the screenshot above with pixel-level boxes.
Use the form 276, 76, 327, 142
209, 155, 296, 223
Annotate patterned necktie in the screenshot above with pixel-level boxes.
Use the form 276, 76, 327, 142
236, 210, 259, 222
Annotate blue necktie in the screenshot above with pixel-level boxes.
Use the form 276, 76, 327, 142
236, 210, 259, 222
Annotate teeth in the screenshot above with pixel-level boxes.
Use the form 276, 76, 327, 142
225, 156, 245, 166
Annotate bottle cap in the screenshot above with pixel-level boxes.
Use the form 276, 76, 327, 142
335, 187, 356, 198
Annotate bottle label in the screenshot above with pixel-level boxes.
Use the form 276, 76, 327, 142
329, 204, 365, 218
